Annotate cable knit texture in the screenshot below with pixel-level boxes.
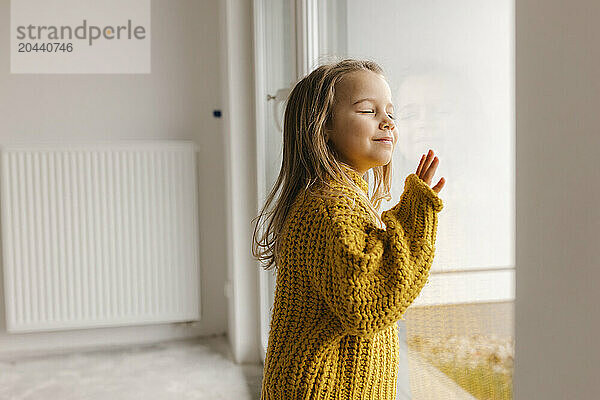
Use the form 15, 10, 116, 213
260, 168, 443, 400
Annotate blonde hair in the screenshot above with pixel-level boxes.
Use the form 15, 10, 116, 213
251, 58, 395, 271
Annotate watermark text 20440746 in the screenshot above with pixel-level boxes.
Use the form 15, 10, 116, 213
11, 0, 151, 74
17, 42, 73, 54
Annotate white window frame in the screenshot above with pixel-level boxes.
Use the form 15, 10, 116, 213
253, 0, 515, 364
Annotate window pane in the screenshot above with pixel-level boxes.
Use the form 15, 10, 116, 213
319, 1, 515, 399
259, 0, 296, 361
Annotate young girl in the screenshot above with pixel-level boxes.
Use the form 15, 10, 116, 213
252, 58, 446, 400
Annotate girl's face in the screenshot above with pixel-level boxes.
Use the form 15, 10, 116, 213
325, 70, 398, 175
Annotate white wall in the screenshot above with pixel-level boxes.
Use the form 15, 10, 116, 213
0, 0, 228, 358
515, 0, 600, 398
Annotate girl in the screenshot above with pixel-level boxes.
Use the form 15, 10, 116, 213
252, 58, 446, 400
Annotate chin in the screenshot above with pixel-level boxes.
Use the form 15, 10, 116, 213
377, 155, 393, 165
372, 161, 391, 170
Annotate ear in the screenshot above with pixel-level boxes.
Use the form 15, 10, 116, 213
323, 125, 332, 142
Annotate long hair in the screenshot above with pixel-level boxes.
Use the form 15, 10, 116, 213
251, 58, 395, 271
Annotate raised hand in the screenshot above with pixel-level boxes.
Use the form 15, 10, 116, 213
416, 149, 445, 194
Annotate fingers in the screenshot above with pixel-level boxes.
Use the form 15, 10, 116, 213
431, 177, 446, 194
417, 149, 437, 184
416, 149, 445, 194
424, 156, 439, 184
416, 150, 433, 176
416, 154, 425, 176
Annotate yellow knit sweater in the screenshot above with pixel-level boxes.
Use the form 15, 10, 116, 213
260, 168, 443, 400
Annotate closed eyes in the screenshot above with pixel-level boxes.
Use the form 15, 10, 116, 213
359, 110, 395, 120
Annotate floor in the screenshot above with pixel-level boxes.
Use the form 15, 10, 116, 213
0, 330, 475, 400
0, 334, 263, 400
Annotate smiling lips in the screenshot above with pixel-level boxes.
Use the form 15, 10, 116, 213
374, 137, 393, 144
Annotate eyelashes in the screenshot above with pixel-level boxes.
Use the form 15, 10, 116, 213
359, 110, 395, 120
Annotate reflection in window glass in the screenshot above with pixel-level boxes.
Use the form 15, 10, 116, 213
318, 1, 515, 398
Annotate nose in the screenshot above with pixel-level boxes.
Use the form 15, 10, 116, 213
380, 117, 395, 131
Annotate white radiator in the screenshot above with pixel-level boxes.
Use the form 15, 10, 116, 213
0, 141, 201, 333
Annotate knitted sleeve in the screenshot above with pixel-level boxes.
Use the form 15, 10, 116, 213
313, 173, 443, 338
